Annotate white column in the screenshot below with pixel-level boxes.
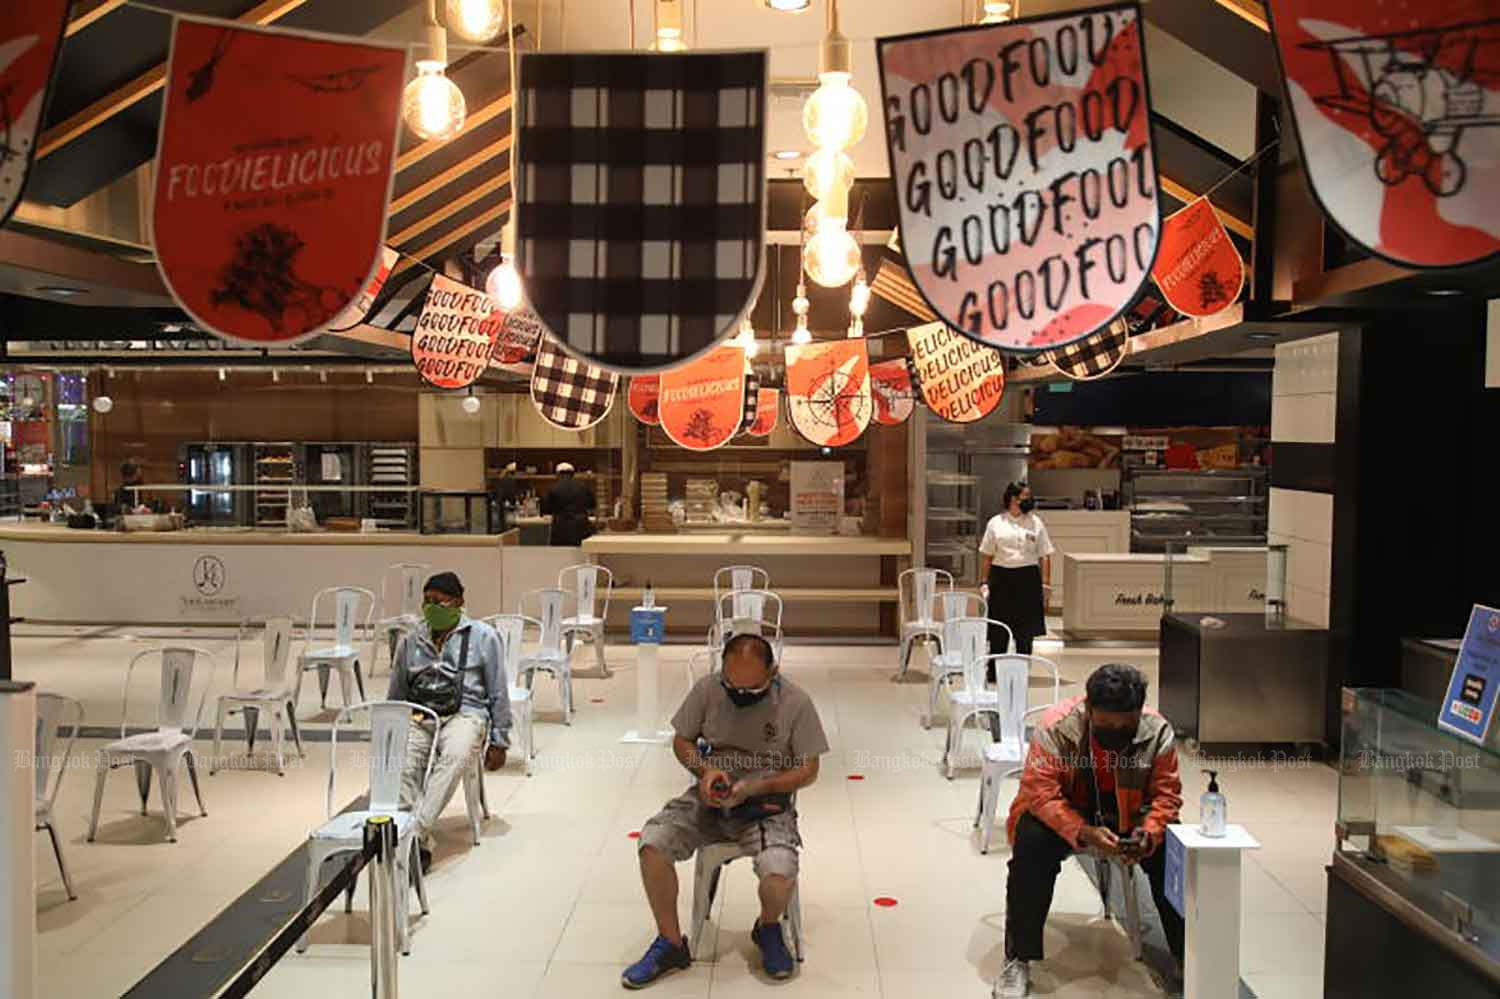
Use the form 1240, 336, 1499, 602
621, 607, 672, 744
1170, 824, 1259, 999
0, 681, 36, 999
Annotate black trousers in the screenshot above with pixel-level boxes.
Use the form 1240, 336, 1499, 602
1005, 812, 1185, 962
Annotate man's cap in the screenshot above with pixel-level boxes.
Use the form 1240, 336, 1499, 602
504, 461, 517, 473
556, 462, 575, 473
424, 571, 464, 600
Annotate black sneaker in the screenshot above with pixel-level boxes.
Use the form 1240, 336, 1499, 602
621, 935, 692, 989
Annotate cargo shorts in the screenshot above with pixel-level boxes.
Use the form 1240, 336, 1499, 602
638, 790, 802, 880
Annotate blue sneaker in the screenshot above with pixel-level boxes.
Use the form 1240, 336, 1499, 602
621, 934, 691, 989
752, 921, 795, 979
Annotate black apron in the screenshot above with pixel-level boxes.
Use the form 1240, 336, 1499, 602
987, 563, 1045, 651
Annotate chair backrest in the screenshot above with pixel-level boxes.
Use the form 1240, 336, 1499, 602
122, 646, 217, 739
518, 588, 566, 654
309, 586, 376, 650
900, 567, 954, 626
938, 591, 985, 649
236, 615, 296, 688
712, 565, 770, 613
383, 562, 430, 620
981, 653, 1062, 749
485, 613, 537, 685
953, 619, 990, 694
34, 693, 83, 809
327, 700, 439, 818
716, 588, 783, 638
558, 563, 613, 619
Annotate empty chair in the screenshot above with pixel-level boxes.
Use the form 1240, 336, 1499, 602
35, 693, 84, 900
299, 700, 436, 956
515, 587, 573, 723
481, 614, 536, 776
923, 592, 990, 729
895, 567, 954, 680
376, 562, 430, 672
711, 565, 770, 620
711, 589, 784, 664
974, 653, 1061, 852
211, 616, 303, 775
88, 647, 216, 843
940, 629, 1025, 780
294, 586, 377, 712
558, 563, 613, 677
683, 648, 715, 693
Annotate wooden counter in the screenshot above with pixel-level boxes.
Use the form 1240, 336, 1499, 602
1035, 510, 1130, 611
582, 533, 910, 557
1061, 547, 1268, 637
0, 524, 516, 547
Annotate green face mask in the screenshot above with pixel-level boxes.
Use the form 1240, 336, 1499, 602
423, 602, 462, 633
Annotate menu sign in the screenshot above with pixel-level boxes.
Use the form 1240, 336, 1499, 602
0, 0, 69, 225
658, 344, 746, 451
906, 321, 1006, 423
877, 4, 1160, 351
1150, 200, 1243, 318
152, 20, 406, 346
870, 358, 915, 426
324, 245, 398, 332
1438, 604, 1500, 745
628, 375, 661, 425
410, 274, 501, 389
786, 340, 872, 447
790, 461, 843, 534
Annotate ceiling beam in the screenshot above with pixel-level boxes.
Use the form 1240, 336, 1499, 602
66, 0, 130, 37
1213, 0, 1269, 33
389, 133, 512, 215
388, 170, 510, 246
38, 0, 310, 160
395, 93, 513, 174
392, 202, 509, 278
1144, 0, 1280, 93
1159, 175, 1254, 240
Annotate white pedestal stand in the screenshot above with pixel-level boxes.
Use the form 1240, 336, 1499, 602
1166, 823, 1260, 999
621, 606, 673, 744
1, 681, 36, 999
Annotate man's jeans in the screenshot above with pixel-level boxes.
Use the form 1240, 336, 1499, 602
400, 712, 487, 848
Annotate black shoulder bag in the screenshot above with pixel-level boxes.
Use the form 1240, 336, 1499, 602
410, 628, 474, 718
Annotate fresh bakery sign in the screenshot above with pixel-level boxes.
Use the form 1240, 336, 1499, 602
410, 274, 502, 389
1114, 590, 1167, 607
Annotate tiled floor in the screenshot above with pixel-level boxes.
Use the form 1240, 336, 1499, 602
16, 626, 1328, 997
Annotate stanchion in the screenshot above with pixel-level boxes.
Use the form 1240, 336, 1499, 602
621, 605, 672, 744
1, 680, 37, 999
364, 816, 399, 999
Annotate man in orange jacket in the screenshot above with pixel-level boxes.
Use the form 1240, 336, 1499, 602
995, 664, 1184, 998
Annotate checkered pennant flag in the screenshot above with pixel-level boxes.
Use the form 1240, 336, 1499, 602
1046, 318, 1132, 382
517, 51, 768, 374
740, 369, 761, 432
530, 337, 620, 430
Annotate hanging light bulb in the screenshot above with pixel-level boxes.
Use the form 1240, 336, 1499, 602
979, 1, 1014, 24
92, 395, 114, 414
654, 0, 687, 51
791, 313, 812, 345
445, 0, 506, 42
737, 317, 760, 359
804, 184, 861, 288
849, 272, 870, 318
486, 219, 524, 310
462, 390, 482, 414
804, 71, 868, 150
847, 316, 864, 338
803, 148, 855, 201
403, 59, 467, 141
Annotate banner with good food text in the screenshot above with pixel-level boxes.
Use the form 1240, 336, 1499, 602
870, 358, 916, 425
878, 3, 1160, 352
1265, 0, 1500, 269
746, 387, 778, 436
786, 340, 872, 447
411, 274, 502, 389
628, 375, 661, 425
0, 0, 68, 225
659, 344, 747, 451
1150, 199, 1243, 317
906, 321, 1006, 422
152, 20, 406, 345
325, 245, 398, 332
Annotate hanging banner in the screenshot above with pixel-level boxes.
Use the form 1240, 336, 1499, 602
0, 0, 69, 226
870, 358, 916, 426
628, 375, 661, 425
152, 20, 406, 346
1265, 1, 1500, 269
659, 344, 747, 451
906, 321, 1007, 423
1151, 199, 1244, 318
516, 51, 769, 372
785, 340, 872, 448
746, 387, 779, 437
1046, 317, 1131, 381
410, 274, 502, 390
877, 4, 1161, 352
325, 245, 399, 333
493, 304, 544, 367
531, 337, 619, 431
740, 368, 761, 432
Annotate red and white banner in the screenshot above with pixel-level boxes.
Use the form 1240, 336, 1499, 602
628, 375, 661, 425
870, 358, 915, 426
492, 304, 543, 371
152, 20, 406, 345
878, 4, 1160, 351
906, 321, 1006, 423
410, 274, 501, 389
0, 0, 68, 225
746, 387, 778, 437
324, 245, 398, 332
786, 340, 872, 447
1150, 199, 1244, 317
1266, 0, 1500, 269
659, 344, 747, 451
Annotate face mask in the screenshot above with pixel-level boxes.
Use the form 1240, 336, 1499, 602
423, 602, 462, 633
1093, 725, 1136, 752
1019, 497, 1036, 514
721, 674, 774, 708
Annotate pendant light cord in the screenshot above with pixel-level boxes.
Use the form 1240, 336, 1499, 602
507, 0, 518, 213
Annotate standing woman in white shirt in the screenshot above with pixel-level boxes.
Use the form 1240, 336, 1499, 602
978, 481, 1056, 658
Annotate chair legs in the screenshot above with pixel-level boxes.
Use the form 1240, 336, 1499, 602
285, 701, 306, 758
211, 700, 228, 775
41, 821, 77, 901
943, 708, 998, 780
975, 757, 1004, 853
462, 750, 488, 846
134, 759, 153, 814
691, 849, 804, 965
185, 749, 208, 817
592, 622, 608, 677
87, 757, 108, 842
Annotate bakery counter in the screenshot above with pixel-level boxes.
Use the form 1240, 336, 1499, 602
1061, 546, 1269, 638
1036, 510, 1130, 612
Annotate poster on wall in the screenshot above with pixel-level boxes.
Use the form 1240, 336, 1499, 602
0, 0, 69, 226
152, 20, 406, 346
658, 344, 747, 451
530, 337, 619, 430
1265, 0, 1500, 269
785, 339, 872, 448
870, 358, 916, 425
789, 460, 844, 534
410, 274, 502, 389
1046, 317, 1132, 380
877, 4, 1161, 352
1150, 200, 1244, 318
745, 387, 778, 436
1030, 427, 1123, 469
324, 245, 399, 332
628, 375, 661, 425
516, 51, 768, 372
906, 321, 1006, 422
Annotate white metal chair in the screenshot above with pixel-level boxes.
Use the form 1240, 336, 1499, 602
690, 837, 803, 966
294, 586, 377, 712
941, 631, 1027, 780
684, 648, 715, 694
558, 563, 613, 677
1077, 851, 1146, 961
711, 565, 770, 622
377, 562, 430, 673
974, 653, 1062, 851
923, 593, 991, 729
35, 693, 83, 900
88, 647, 216, 843
212, 616, 303, 775
711, 589, 785, 664
299, 700, 436, 957
516, 587, 573, 723
896, 567, 954, 681
482, 614, 536, 777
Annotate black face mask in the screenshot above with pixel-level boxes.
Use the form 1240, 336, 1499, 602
722, 674, 775, 708
1093, 725, 1136, 752
1019, 497, 1036, 514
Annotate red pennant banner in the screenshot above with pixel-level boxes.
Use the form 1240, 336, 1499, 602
1150, 200, 1244, 317
786, 340, 872, 447
870, 358, 915, 426
0, 0, 69, 225
659, 344, 747, 451
628, 375, 661, 425
746, 387, 778, 437
493, 304, 543, 368
325, 245, 398, 332
906, 321, 1006, 423
152, 20, 405, 345
1265, 0, 1500, 269
411, 274, 501, 389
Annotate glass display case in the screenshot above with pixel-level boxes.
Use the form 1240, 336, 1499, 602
1124, 467, 1268, 553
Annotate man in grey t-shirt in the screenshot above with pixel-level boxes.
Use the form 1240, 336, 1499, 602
622, 634, 829, 989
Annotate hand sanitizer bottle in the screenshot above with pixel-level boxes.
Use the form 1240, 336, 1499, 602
1200, 770, 1227, 838
643, 579, 655, 609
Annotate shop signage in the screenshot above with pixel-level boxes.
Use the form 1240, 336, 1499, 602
1437, 603, 1500, 745
906, 321, 1006, 423
1265, 0, 1500, 269
1046, 317, 1132, 381
530, 337, 619, 431
790, 461, 844, 534
152, 20, 406, 346
870, 358, 915, 426
628, 375, 661, 425
0, 0, 69, 225
785, 340, 872, 448
1113, 590, 1166, 607
746, 387, 778, 437
410, 274, 502, 389
180, 553, 239, 616
324, 245, 398, 333
1150, 199, 1243, 318
515, 51, 768, 372
877, 3, 1161, 351
659, 344, 747, 451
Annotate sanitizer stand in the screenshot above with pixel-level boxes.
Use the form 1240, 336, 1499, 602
621, 606, 672, 744
1165, 823, 1260, 999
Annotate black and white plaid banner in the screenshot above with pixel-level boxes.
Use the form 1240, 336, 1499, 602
530, 337, 620, 430
741, 369, 761, 432
517, 51, 768, 374
1045, 319, 1132, 381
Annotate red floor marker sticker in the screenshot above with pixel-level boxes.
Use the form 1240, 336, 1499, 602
590, 697, 606, 703
873, 897, 898, 907
628, 831, 641, 839
846, 774, 866, 781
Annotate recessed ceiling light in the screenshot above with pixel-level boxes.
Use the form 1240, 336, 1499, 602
765, 0, 811, 11
1427, 288, 1464, 296
1246, 331, 1280, 341
773, 149, 803, 160
37, 285, 87, 297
